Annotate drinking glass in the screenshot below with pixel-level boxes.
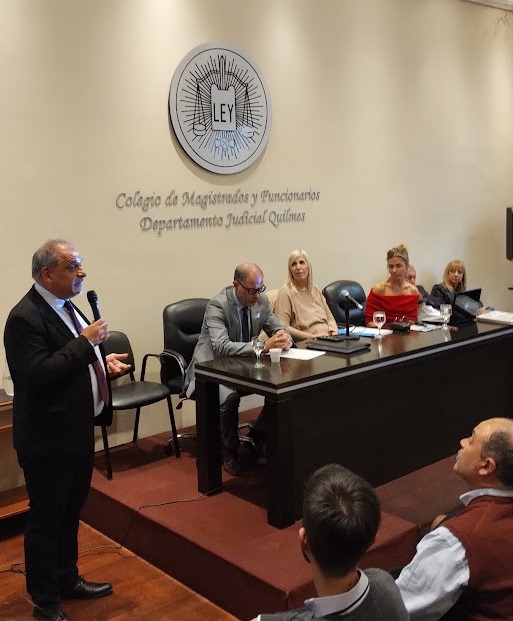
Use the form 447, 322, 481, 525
440, 304, 452, 330
373, 311, 386, 339
251, 336, 265, 368
375, 339, 383, 358
2, 357, 14, 397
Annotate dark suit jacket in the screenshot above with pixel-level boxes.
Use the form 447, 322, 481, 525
3, 286, 112, 456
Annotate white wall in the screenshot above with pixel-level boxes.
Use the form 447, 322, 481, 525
1, 0, 513, 450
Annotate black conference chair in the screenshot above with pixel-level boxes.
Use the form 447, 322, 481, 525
99, 330, 180, 480
322, 280, 366, 326
160, 298, 253, 452
160, 298, 209, 450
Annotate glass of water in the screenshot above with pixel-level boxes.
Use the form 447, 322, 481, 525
2, 357, 14, 397
251, 336, 265, 368
373, 311, 386, 339
440, 304, 452, 330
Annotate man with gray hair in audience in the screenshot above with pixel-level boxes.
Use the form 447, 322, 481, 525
397, 417, 513, 620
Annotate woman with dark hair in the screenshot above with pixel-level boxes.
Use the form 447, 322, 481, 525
365, 244, 420, 327
275, 249, 337, 343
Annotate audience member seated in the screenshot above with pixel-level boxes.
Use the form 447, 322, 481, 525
253, 464, 409, 621
275, 249, 338, 344
365, 244, 420, 326
184, 262, 292, 477
396, 417, 513, 620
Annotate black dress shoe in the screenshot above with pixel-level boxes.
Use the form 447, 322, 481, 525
61, 576, 113, 600
33, 607, 71, 621
223, 455, 240, 476
247, 428, 266, 461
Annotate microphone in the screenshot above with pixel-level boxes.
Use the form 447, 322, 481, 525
341, 289, 363, 310
87, 290, 101, 321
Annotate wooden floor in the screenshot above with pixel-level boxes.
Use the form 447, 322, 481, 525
0, 517, 239, 621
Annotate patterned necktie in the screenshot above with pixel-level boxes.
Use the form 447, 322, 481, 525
241, 306, 250, 343
63, 300, 110, 405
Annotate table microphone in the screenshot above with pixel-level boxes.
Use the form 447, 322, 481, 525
341, 289, 363, 310
87, 290, 101, 321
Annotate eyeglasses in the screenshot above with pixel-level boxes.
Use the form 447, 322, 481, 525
236, 281, 266, 295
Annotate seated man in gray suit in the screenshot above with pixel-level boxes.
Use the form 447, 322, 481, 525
185, 262, 291, 476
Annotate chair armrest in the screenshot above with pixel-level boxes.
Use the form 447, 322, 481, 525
160, 349, 188, 394
140, 352, 162, 381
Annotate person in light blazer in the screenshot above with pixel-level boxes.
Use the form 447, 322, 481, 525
185, 262, 291, 476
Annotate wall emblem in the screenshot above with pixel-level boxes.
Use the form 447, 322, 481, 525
169, 43, 272, 175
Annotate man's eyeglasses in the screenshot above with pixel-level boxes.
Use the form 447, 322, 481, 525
236, 281, 267, 295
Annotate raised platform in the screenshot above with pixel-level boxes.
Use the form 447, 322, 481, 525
377, 454, 466, 535
83, 429, 418, 621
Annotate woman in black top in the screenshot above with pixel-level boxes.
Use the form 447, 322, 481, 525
431, 259, 466, 305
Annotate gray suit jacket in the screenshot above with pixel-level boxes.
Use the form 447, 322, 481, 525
185, 286, 282, 397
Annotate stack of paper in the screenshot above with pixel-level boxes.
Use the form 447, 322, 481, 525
476, 310, 513, 326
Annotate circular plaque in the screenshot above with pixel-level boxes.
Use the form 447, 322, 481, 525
169, 43, 272, 175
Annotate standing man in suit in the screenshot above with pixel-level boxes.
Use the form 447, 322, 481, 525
185, 262, 291, 476
4, 239, 130, 621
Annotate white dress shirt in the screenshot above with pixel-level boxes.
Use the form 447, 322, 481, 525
396, 487, 513, 621
34, 283, 105, 416
256, 571, 370, 620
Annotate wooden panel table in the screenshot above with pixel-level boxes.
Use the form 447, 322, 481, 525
195, 323, 513, 529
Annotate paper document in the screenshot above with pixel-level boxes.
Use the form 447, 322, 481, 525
410, 324, 440, 332
476, 310, 513, 326
280, 348, 326, 360
339, 326, 393, 338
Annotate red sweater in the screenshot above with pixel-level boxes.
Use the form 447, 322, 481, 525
441, 495, 513, 621
364, 289, 419, 325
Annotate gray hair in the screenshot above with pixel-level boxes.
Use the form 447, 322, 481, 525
482, 426, 513, 488
31, 239, 73, 280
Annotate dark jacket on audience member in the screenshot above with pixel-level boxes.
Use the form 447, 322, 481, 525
259, 569, 409, 621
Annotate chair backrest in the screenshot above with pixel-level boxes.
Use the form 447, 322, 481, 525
162, 298, 209, 365
103, 330, 136, 378
265, 289, 279, 314
322, 280, 366, 326
161, 298, 209, 394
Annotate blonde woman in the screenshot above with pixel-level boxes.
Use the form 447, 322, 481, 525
431, 260, 467, 305
365, 244, 420, 326
431, 259, 487, 315
275, 250, 338, 343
